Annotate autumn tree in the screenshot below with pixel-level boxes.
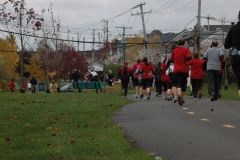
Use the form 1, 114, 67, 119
0, 0, 44, 88
125, 36, 144, 61
60, 45, 88, 81
0, 35, 19, 81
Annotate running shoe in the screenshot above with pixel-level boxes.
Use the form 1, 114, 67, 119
210, 92, 215, 101
140, 93, 144, 99
147, 94, 150, 100
173, 98, 178, 103
177, 95, 183, 106
218, 93, 221, 99
182, 99, 185, 105
198, 92, 202, 99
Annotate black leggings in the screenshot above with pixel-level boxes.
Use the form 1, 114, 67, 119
191, 79, 202, 98
232, 56, 240, 90
121, 78, 129, 96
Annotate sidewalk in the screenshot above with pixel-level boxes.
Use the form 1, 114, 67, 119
113, 94, 240, 160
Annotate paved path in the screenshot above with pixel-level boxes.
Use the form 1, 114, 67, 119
113, 94, 240, 160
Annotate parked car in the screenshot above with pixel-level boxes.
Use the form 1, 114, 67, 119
60, 83, 73, 92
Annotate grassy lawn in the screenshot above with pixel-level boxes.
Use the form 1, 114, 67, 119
0, 86, 154, 160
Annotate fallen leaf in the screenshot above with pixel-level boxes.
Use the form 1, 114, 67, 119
211, 108, 214, 112
70, 140, 75, 143
52, 134, 56, 136
6, 137, 11, 141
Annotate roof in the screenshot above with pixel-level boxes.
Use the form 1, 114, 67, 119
203, 25, 233, 32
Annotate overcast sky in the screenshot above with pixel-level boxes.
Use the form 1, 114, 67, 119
7, 0, 240, 50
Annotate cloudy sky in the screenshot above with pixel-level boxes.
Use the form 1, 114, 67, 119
4, 0, 240, 50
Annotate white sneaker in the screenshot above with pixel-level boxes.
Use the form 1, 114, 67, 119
136, 94, 138, 98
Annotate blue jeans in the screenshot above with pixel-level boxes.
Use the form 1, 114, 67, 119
207, 70, 219, 99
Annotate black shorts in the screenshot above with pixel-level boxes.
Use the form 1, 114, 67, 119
162, 81, 172, 92
169, 72, 176, 87
132, 78, 139, 87
174, 72, 189, 92
142, 78, 152, 90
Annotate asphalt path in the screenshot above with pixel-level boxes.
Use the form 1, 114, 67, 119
113, 94, 240, 160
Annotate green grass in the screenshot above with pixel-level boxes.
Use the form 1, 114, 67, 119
0, 90, 155, 160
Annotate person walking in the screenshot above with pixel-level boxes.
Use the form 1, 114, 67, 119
30, 76, 37, 93
203, 40, 224, 101
187, 51, 203, 102
169, 38, 191, 106
71, 69, 80, 82
139, 57, 155, 101
107, 70, 114, 86
27, 81, 31, 93
161, 57, 172, 101
154, 62, 162, 97
9, 79, 15, 92
169, 45, 178, 103
131, 59, 142, 98
118, 62, 132, 98
224, 10, 240, 97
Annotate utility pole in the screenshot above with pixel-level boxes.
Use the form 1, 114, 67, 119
77, 32, 80, 51
91, 29, 95, 67
197, 0, 201, 52
116, 26, 132, 39
116, 26, 132, 63
19, 2, 24, 91
201, 15, 215, 31
83, 36, 85, 53
131, 2, 152, 59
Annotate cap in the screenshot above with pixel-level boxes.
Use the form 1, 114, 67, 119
124, 62, 128, 65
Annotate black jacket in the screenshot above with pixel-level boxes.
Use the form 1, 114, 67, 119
30, 78, 37, 85
72, 71, 80, 82
154, 66, 161, 81
225, 22, 240, 50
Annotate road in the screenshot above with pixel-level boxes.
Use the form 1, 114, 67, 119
113, 94, 240, 160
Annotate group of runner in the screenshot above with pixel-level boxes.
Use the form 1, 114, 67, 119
127, 38, 225, 106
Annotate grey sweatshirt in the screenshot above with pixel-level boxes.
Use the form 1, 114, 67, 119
203, 47, 223, 70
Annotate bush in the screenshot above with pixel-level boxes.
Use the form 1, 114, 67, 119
0, 80, 8, 92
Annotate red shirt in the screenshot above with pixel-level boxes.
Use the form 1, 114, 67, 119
220, 58, 225, 73
161, 63, 170, 82
131, 62, 141, 78
187, 58, 203, 79
22, 81, 27, 88
170, 46, 191, 73
118, 65, 131, 77
9, 81, 15, 89
140, 63, 154, 79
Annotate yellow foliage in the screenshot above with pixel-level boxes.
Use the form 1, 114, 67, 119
125, 36, 143, 61
0, 35, 19, 81
24, 55, 45, 81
